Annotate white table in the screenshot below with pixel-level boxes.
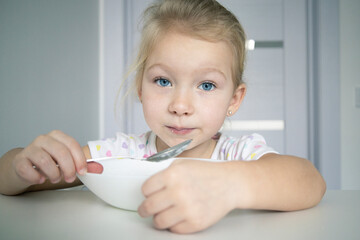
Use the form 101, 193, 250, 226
0, 190, 359, 240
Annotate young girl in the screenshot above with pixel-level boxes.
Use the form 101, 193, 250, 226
0, 0, 326, 234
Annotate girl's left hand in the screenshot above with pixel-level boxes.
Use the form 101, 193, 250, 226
138, 159, 242, 234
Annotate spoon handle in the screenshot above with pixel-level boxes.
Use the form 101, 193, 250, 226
146, 139, 192, 162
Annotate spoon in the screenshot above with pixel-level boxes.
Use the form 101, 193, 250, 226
88, 139, 192, 163
32, 139, 192, 171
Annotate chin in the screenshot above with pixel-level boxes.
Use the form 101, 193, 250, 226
158, 135, 191, 148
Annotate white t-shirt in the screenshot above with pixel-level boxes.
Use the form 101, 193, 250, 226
88, 131, 277, 161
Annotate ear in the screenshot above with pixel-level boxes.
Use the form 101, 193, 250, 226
228, 83, 246, 114
137, 86, 142, 103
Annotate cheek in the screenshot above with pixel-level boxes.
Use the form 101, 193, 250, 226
198, 100, 228, 128
141, 93, 165, 122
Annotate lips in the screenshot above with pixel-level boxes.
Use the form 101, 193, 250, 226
167, 126, 195, 135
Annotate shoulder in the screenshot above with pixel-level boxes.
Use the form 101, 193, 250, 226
212, 133, 277, 161
216, 133, 266, 149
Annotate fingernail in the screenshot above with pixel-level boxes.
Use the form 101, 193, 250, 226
79, 167, 87, 175
51, 177, 61, 184
39, 176, 46, 184
66, 175, 76, 183
137, 207, 143, 217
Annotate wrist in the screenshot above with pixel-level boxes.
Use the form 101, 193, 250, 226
0, 148, 32, 195
224, 161, 255, 210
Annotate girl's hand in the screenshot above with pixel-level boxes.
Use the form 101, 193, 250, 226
12, 130, 87, 186
138, 159, 242, 234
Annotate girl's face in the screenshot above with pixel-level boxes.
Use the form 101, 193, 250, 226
139, 31, 246, 157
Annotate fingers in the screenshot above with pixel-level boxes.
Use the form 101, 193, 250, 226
48, 130, 87, 175
137, 160, 226, 234
138, 184, 187, 231
169, 220, 203, 234
138, 193, 205, 233
138, 189, 173, 217
14, 130, 87, 185
138, 170, 190, 231
141, 171, 167, 197
31, 133, 76, 183
27, 145, 62, 183
13, 156, 46, 185
152, 207, 185, 230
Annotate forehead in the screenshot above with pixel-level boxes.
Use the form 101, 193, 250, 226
145, 31, 233, 78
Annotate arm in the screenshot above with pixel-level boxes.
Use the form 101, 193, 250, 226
138, 154, 326, 233
0, 130, 92, 196
232, 153, 326, 211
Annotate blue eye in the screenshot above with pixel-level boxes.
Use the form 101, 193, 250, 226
155, 78, 171, 87
199, 82, 216, 91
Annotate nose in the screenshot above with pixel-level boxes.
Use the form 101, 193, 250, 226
168, 90, 194, 116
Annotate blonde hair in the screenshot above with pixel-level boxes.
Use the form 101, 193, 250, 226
133, 0, 247, 92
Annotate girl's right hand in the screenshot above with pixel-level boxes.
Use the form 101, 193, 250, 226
12, 130, 87, 186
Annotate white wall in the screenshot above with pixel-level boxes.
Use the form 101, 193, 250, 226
102, 0, 126, 139
340, 0, 360, 190
0, 0, 100, 155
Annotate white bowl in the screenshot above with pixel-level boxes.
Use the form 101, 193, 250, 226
77, 157, 176, 211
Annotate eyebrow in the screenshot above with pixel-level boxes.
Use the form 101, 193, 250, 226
146, 63, 227, 80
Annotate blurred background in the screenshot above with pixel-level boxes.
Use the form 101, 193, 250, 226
0, 0, 359, 190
